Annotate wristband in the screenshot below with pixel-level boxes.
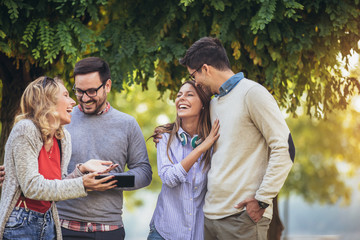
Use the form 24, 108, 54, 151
258, 201, 269, 209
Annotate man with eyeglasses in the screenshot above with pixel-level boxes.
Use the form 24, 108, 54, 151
178, 37, 295, 240
54, 57, 152, 240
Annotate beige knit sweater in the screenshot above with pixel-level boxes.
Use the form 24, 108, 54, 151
0, 119, 87, 239
205, 79, 294, 220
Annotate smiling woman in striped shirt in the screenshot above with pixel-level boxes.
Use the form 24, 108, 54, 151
148, 80, 220, 240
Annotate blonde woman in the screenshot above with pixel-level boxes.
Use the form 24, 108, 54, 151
0, 76, 117, 240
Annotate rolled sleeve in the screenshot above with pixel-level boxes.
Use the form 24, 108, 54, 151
157, 134, 188, 188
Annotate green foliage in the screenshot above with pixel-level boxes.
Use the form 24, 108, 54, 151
0, 0, 105, 71
99, 0, 360, 118
1, 0, 360, 116
282, 64, 360, 205
250, 0, 278, 34
283, 105, 360, 204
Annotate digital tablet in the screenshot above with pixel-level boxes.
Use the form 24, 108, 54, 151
95, 173, 135, 187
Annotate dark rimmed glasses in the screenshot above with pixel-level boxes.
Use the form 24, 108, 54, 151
72, 80, 107, 98
42, 76, 55, 88
189, 65, 203, 81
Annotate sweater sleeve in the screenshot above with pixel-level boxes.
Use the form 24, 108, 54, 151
12, 135, 87, 201
245, 85, 295, 204
120, 120, 152, 190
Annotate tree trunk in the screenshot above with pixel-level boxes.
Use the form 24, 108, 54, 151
268, 196, 284, 240
0, 53, 43, 165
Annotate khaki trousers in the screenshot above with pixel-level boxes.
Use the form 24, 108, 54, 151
204, 211, 271, 240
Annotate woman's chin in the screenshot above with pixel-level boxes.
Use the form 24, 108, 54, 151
60, 118, 71, 125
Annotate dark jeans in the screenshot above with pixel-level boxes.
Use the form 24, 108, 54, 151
61, 227, 125, 240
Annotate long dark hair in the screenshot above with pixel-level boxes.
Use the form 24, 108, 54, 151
151, 80, 212, 169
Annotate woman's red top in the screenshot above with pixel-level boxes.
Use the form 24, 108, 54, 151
16, 137, 61, 213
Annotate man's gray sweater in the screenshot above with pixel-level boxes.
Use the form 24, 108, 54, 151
56, 106, 152, 226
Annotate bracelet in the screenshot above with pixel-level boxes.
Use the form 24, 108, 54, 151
77, 164, 89, 174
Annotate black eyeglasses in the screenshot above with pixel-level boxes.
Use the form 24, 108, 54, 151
189, 65, 203, 81
42, 76, 55, 88
72, 80, 107, 98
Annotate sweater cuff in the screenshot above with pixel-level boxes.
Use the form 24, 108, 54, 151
66, 164, 86, 179
74, 176, 88, 196
254, 195, 272, 205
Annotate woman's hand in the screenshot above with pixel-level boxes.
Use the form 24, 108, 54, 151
82, 172, 117, 191
79, 160, 119, 174
198, 119, 220, 152
179, 119, 220, 173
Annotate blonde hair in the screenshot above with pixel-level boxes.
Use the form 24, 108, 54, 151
15, 76, 65, 144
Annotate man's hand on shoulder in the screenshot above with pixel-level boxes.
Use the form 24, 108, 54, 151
152, 133, 162, 147
234, 197, 265, 223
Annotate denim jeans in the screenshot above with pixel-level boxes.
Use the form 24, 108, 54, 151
147, 224, 165, 240
3, 207, 56, 240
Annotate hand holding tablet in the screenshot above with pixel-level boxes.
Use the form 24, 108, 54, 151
95, 173, 135, 187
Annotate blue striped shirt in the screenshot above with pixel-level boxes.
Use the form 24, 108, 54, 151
150, 128, 208, 240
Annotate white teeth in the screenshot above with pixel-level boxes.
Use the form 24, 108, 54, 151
179, 104, 189, 109
85, 102, 93, 106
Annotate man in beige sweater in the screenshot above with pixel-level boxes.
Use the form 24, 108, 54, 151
179, 37, 295, 240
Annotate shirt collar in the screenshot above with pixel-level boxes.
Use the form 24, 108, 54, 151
178, 127, 186, 136
215, 72, 244, 97
77, 102, 111, 115
177, 127, 198, 141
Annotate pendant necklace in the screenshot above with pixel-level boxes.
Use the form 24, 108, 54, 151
47, 139, 54, 159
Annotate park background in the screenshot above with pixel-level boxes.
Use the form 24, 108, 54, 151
1, 0, 360, 239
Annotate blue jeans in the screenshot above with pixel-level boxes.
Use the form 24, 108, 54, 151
147, 224, 165, 240
3, 207, 55, 240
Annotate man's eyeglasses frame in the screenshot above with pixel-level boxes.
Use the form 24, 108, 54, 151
72, 80, 108, 98
189, 65, 204, 81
